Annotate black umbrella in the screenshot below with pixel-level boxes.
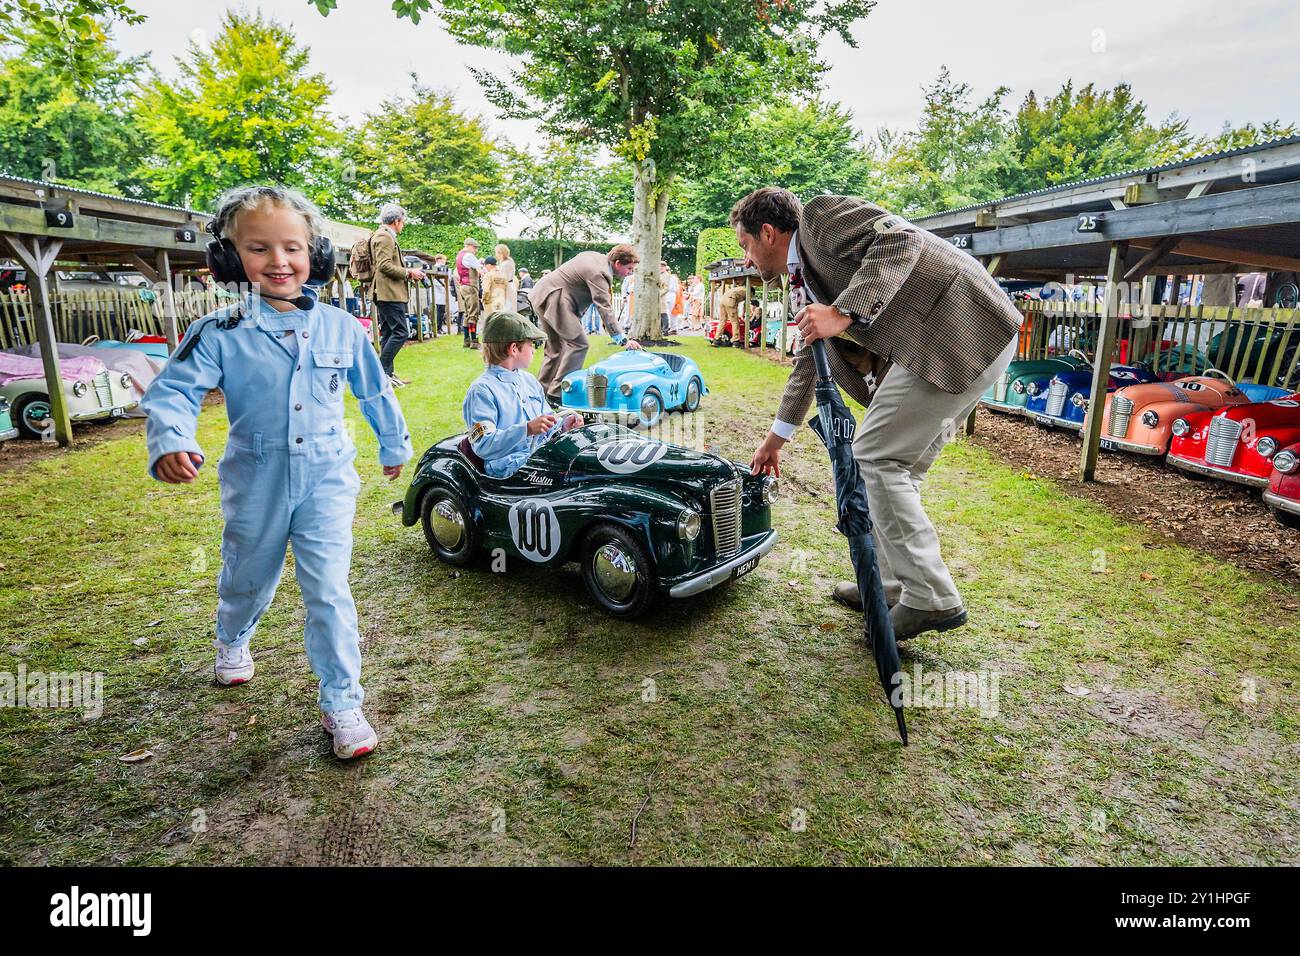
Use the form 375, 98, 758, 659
805, 338, 908, 744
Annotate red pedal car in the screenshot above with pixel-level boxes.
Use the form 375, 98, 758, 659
1263, 442, 1300, 529
1168, 395, 1300, 488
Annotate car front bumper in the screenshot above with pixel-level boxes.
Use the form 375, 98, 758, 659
1167, 454, 1270, 488
1099, 435, 1163, 455
0, 426, 17, 441
1031, 413, 1084, 431
668, 529, 778, 599
1263, 490, 1300, 516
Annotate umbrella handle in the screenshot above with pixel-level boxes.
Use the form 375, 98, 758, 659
809, 337, 835, 383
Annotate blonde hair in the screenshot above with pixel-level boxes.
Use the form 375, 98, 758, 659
213, 185, 322, 243
494, 243, 511, 261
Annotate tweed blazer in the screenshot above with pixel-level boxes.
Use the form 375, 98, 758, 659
369, 225, 410, 303
529, 251, 618, 338
775, 194, 1021, 428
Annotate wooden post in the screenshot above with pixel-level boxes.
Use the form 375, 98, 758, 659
759, 279, 768, 353
742, 275, 751, 350
1079, 242, 1128, 482
779, 276, 789, 361
4, 234, 71, 445
155, 248, 179, 352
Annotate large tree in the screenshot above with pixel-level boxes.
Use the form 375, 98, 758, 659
336, 79, 507, 225
0, 24, 146, 195
319, 0, 875, 338
0, 0, 141, 84
133, 10, 339, 210
508, 140, 631, 267
667, 99, 874, 245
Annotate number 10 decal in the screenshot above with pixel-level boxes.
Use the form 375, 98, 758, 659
509, 499, 560, 563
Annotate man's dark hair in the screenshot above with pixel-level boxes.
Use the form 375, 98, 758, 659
729, 187, 802, 236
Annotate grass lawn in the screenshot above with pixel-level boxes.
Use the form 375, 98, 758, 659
1, 334, 1297, 865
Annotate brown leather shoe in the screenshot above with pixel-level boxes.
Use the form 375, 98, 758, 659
890, 602, 968, 641
831, 581, 901, 611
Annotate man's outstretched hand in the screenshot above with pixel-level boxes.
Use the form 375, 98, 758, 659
750, 431, 786, 477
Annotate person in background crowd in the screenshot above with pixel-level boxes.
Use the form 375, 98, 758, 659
495, 243, 517, 306
658, 262, 677, 335
456, 237, 482, 349
530, 245, 643, 404
687, 274, 705, 331
370, 202, 425, 387
482, 255, 509, 314
431, 253, 450, 334
518, 268, 533, 289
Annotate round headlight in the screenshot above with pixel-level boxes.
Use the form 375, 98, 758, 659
1257, 436, 1278, 459
677, 509, 701, 542
0, 397, 9, 414
1141, 410, 1159, 428
1274, 450, 1298, 474
1026, 382, 1040, 396
762, 476, 779, 505
619, 383, 633, 396
1011, 380, 1026, 394
1070, 393, 1086, 408
72, 381, 87, 397
1171, 418, 1190, 437
120, 372, 131, 389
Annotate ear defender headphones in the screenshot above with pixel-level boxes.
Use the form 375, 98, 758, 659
204, 220, 336, 295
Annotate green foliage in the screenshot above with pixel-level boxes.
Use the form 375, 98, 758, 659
334, 78, 508, 225
132, 10, 340, 211
394, 222, 499, 260
0, 0, 142, 85
1196, 119, 1299, 154
506, 140, 632, 267
667, 100, 874, 246
0, 25, 146, 194
695, 227, 743, 279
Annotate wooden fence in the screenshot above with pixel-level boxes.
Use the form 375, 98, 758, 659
1016, 301, 1300, 391
0, 287, 233, 350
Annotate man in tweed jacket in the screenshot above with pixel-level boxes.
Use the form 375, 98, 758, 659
734, 188, 1019, 639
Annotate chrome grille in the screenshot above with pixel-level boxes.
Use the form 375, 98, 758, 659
709, 479, 742, 557
1045, 380, 1068, 417
1109, 395, 1134, 437
993, 373, 1009, 403
587, 373, 608, 408
92, 370, 113, 409
1205, 417, 1242, 467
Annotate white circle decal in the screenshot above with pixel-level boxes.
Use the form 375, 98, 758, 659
595, 439, 668, 474
508, 499, 561, 563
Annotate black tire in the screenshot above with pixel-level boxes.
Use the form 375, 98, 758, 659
683, 376, 702, 412
12, 393, 52, 440
1271, 506, 1300, 531
420, 485, 478, 566
635, 388, 663, 428
580, 523, 656, 618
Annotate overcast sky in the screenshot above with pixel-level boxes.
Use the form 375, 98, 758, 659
111, 0, 1299, 228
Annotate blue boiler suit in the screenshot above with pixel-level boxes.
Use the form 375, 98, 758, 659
142, 289, 413, 713
462, 364, 561, 477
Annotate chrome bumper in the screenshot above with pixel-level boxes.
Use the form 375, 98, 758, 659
0, 427, 17, 441
1099, 436, 1163, 456
391, 499, 404, 515
1263, 490, 1300, 516
1168, 455, 1270, 488
669, 529, 777, 599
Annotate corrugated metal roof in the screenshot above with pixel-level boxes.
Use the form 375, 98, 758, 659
0, 172, 208, 217
916, 134, 1300, 220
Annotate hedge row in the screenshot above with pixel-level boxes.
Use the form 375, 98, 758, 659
695, 227, 743, 279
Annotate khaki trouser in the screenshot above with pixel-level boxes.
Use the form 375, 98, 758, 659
535, 290, 588, 400
851, 336, 1017, 611
457, 282, 481, 330
719, 286, 747, 336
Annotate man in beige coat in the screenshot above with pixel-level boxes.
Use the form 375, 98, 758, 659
531, 245, 644, 403
370, 203, 424, 386
735, 187, 1020, 640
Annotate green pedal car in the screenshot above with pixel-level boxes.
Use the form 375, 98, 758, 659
395, 421, 779, 618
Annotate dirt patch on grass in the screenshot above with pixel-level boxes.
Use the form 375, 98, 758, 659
968, 410, 1300, 585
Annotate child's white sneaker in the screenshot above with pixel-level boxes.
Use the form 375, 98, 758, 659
213, 640, 255, 686
321, 707, 378, 759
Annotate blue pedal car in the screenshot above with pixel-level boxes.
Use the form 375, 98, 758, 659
559, 350, 707, 428
1026, 365, 1159, 430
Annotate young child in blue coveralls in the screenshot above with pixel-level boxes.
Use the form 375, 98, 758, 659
142, 185, 413, 760
463, 311, 583, 477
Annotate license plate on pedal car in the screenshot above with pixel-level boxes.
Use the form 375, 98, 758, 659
731, 556, 759, 581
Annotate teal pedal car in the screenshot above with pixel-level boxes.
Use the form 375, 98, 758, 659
980, 351, 1090, 415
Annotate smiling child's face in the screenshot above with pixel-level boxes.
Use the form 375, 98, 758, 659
230, 201, 312, 307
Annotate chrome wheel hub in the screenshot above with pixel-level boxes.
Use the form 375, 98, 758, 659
593, 542, 638, 602
686, 380, 700, 408
431, 499, 465, 550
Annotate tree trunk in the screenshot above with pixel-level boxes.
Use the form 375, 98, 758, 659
629, 161, 672, 340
